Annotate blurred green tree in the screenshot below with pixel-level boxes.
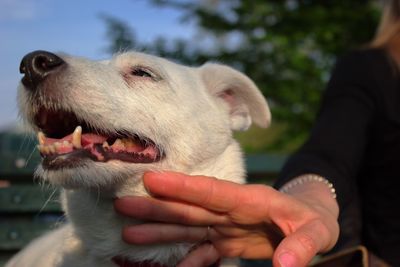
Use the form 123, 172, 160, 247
102, 0, 380, 152
100, 15, 137, 54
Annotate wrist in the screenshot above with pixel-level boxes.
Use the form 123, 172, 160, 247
279, 174, 336, 199
279, 174, 339, 218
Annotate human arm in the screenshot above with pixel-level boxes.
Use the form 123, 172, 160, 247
114, 171, 339, 267
275, 50, 380, 209
275, 50, 383, 252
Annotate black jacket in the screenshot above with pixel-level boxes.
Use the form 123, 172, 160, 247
275, 48, 400, 266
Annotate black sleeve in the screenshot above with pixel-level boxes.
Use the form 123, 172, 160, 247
274, 50, 380, 209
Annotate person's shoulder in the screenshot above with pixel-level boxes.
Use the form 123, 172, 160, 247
336, 48, 390, 70
338, 48, 387, 64
331, 48, 392, 82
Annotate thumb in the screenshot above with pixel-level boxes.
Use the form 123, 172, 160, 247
273, 220, 333, 267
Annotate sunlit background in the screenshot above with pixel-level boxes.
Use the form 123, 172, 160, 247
1, 0, 381, 153
0, 1, 383, 266
0, 0, 195, 128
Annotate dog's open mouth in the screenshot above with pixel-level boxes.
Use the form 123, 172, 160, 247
34, 107, 163, 169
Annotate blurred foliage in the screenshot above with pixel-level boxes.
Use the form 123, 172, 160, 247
102, 0, 380, 153
100, 15, 137, 54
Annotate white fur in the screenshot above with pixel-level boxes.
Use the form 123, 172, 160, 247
7, 51, 270, 267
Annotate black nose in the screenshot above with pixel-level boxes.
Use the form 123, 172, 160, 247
19, 50, 65, 90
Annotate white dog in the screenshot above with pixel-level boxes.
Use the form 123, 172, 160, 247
6, 50, 270, 267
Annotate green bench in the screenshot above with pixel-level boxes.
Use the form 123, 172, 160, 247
0, 131, 287, 266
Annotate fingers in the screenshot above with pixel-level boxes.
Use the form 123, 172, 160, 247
117, 171, 339, 266
143, 172, 275, 215
273, 220, 333, 267
123, 224, 221, 267
122, 223, 210, 244
177, 243, 220, 267
114, 196, 228, 225
143, 172, 276, 218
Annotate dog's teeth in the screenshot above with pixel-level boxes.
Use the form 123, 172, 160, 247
63, 141, 73, 149
54, 142, 61, 149
122, 138, 132, 144
54, 142, 62, 153
102, 142, 109, 149
48, 145, 56, 154
113, 139, 125, 148
37, 132, 46, 145
37, 145, 44, 153
43, 146, 50, 154
114, 139, 123, 145
72, 126, 82, 149
123, 138, 136, 148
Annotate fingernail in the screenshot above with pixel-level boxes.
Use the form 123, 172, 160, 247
278, 252, 296, 267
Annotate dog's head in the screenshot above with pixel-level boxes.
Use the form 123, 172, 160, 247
18, 50, 270, 189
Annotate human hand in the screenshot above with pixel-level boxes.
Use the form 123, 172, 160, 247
114, 172, 339, 267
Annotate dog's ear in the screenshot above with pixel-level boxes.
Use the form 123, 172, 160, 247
200, 63, 271, 131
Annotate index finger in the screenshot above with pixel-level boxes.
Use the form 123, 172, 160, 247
143, 171, 275, 215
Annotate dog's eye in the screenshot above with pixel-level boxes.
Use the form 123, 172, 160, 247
130, 68, 153, 78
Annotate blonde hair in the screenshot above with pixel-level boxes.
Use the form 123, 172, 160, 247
370, 0, 400, 62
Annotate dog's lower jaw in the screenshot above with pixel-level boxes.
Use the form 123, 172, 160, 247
59, 142, 245, 267
62, 182, 193, 267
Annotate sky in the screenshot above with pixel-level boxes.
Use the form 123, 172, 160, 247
0, 0, 194, 130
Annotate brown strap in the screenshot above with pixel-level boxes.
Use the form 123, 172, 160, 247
310, 246, 392, 267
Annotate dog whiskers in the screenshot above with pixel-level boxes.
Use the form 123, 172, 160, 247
24, 144, 38, 168
38, 187, 58, 215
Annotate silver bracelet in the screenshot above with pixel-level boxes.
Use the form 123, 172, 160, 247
279, 174, 337, 199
